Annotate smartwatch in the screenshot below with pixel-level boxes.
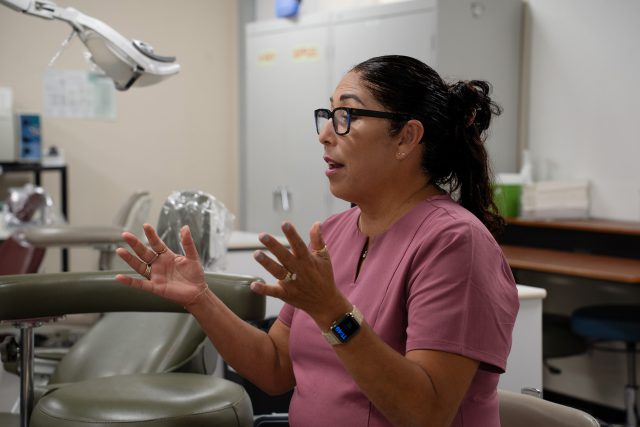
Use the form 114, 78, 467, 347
322, 305, 363, 345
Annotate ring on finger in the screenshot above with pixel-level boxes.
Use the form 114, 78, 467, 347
282, 271, 297, 282
153, 247, 168, 256
146, 246, 168, 265
143, 263, 152, 279
312, 245, 328, 257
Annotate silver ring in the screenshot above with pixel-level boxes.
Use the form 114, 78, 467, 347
143, 263, 152, 279
283, 271, 297, 282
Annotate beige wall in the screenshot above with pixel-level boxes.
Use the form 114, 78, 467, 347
0, 0, 239, 271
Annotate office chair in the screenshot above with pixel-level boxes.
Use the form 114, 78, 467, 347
572, 305, 640, 427
0, 271, 264, 427
499, 389, 600, 427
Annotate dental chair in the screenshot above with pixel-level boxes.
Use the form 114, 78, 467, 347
9, 191, 153, 370
24, 190, 229, 385
19, 190, 151, 270
0, 271, 264, 427
0, 236, 45, 276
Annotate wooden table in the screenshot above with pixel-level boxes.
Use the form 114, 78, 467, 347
501, 244, 640, 284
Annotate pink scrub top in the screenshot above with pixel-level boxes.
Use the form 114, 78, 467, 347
279, 195, 519, 426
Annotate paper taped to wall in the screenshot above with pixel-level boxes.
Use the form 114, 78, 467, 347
43, 69, 116, 120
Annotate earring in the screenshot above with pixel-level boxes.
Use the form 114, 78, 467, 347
396, 152, 406, 160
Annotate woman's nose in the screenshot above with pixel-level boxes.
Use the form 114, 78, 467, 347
318, 120, 336, 145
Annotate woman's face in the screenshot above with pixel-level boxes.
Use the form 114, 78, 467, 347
318, 71, 404, 204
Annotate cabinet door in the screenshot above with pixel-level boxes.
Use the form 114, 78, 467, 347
245, 21, 336, 235
330, 2, 437, 90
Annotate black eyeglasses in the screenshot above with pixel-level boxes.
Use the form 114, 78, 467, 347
314, 107, 411, 136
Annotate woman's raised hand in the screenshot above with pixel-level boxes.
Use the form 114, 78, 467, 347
250, 221, 351, 328
115, 223, 208, 308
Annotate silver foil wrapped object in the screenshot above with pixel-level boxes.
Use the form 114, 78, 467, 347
156, 190, 234, 272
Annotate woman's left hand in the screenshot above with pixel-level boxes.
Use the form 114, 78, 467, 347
250, 221, 350, 328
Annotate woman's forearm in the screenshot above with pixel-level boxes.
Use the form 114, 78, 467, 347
330, 323, 476, 427
188, 289, 295, 395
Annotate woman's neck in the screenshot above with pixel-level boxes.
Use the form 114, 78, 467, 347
357, 183, 443, 237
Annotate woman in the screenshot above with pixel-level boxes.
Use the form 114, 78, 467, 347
116, 55, 519, 427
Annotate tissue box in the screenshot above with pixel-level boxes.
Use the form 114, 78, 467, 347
521, 180, 590, 219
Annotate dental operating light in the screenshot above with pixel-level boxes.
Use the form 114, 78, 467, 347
1, 0, 180, 90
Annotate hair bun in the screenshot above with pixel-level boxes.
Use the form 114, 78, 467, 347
448, 80, 501, 131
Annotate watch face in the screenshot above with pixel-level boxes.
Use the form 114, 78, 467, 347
332, 313, 360, 343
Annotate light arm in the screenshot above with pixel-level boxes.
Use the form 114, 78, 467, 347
0, 0, 180, 90
0, 0, 57, 18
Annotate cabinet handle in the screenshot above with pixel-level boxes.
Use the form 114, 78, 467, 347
273, 186, 291, 212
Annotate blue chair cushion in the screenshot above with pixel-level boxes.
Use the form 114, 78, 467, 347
571, 305, 640, 343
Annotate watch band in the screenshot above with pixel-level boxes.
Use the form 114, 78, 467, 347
322, 305, 363, 345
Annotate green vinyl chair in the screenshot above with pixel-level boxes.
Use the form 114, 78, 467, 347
0, 271, 264, 427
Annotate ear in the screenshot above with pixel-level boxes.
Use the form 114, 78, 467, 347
395, 119, 424, 159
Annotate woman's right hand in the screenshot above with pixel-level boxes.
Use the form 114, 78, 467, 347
115, 223, 208, 308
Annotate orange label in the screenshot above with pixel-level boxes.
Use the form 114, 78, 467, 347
292, 45, 319, 62
258, 50, 277, 65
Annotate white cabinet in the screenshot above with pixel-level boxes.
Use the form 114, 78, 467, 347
244, 15, 342, 235
243, 0, 522, 235
500, 285, 546, 393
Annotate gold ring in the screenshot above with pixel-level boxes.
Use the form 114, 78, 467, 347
282, 271, 296, 282
313, 245, 328, 257
147, 246, 168, 265
143, 263, 152, 279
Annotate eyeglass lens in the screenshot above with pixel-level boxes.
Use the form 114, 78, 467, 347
315, 108, 350, 135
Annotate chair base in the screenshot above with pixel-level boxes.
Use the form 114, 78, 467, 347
30, 373, 253, 427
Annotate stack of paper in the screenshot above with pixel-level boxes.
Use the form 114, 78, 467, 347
521, 180, 590, 219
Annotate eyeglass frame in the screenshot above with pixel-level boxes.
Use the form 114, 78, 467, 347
314, 107, 412, 136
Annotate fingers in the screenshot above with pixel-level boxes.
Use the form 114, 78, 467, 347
309, 222, 326, 251
119, 224, 173, 269
122, 228, 157, 265
180, 225, 201, 261
281, 222, 310, 258
250, 280, 286, 299
143, 224, 170, 255
258, 232, 294, 268
258, 222, 310, 267
116, 247, 149, 277
253, 250, 290, 280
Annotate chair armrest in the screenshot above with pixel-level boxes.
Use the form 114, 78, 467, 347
34, 347, 70, 361
0, 271, 265, 322
18, 226, 125, 247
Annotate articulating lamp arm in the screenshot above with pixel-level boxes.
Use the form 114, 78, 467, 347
0, 0, 180, 90
0, 0, 59, 19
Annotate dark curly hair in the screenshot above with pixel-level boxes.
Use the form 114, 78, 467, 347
351, 55, 505, 237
